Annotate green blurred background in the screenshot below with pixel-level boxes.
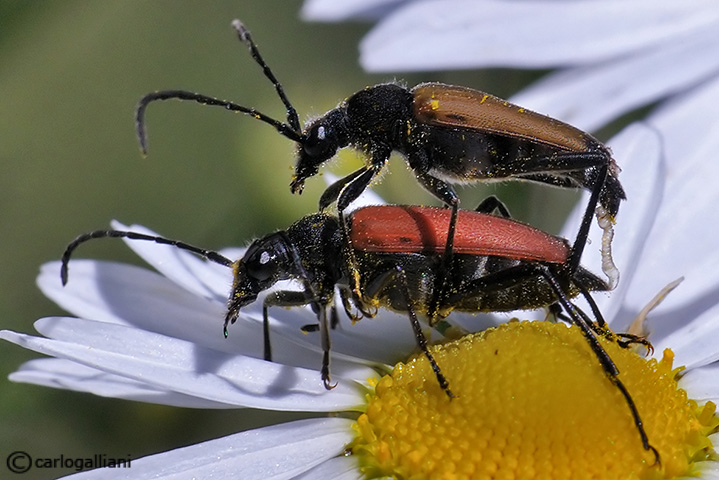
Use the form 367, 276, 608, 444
0, 1, 574, 478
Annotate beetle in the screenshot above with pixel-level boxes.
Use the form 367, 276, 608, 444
135, 19, 625, 299
60, 201, 656, 462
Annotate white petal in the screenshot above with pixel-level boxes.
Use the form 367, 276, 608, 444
301, 0, 403, 21
692, 454, 719, 479
60, 417, 354, 480
112, 221, 234, 299
511, 26, 719, 131
40, 259, 374, 375
552, 78, 719, 369
360, 0, 719, 71
649, 75, 719, 168
612, 79, 719, 351
1, 318, 368, 411
655, 304, 719, 370
678, 362, 719, 404
40, 260, 227, 339
570, 78, 719, 368
265, 300, 415, 366
40, 261, 132, 325
292, 455, 361, 480
10, 358, 234, 408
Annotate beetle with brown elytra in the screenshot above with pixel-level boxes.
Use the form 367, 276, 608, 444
135, 19, 625, 324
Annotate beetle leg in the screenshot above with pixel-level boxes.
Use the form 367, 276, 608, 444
550, 282, 660, 466
445, 264, 619, 375
300, 303, 340, 333
474, 195, 511, 218
545, 295, 610, 340
338, 286, 375, 322
300, 324, 319, 333
538, 266, 620, 375
260, 289, 337, 389
615, 333, 654, 355
568, 284, 655, 355
317, 302, 337, 390
412, 171, 461, 325
494, 153, 618, 286
329, 302, 341, 329
301, 303, 351, 332
413, 170, 460, 211
567, 162, 610, 280
336, 164, 386, 299
338, 287, 361, 322
545, 302, 563, 323
361, 262, 400, 297
543, 287, 653, 354
494, 151, 608, 177
392, 264, 455, 398
318, 167, 369, 211
574, 277, 610, 331
355, 262, 454, 396
260, 289, 318, 362
546, 275, 613, 341
336, 163, 384, 213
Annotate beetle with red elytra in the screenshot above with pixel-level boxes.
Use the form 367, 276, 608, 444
59, 199, 657, 462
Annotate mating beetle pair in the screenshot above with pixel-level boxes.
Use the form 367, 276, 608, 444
63, 19, 659, 461
136, 19, 624, 292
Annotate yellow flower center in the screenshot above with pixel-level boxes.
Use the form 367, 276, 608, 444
351, 321, 718, 479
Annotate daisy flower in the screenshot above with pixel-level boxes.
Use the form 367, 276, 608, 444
2, 110, 719, 478
3, 3, 719, 478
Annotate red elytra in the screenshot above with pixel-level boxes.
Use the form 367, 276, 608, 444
350, 205, 569, 263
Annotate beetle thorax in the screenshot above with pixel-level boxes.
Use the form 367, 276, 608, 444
285, 213, 344, 293
345, 84, 414, 149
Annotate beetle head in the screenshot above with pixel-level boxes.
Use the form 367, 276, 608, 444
291, 109, 349, 194
224, 232, 296, 335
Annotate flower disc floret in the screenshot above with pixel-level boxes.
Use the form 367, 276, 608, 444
352, 321, 718, 480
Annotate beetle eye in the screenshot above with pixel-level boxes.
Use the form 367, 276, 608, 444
303, 124, 332, 158
245, 249, 278, 282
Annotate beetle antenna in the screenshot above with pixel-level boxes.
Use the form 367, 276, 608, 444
231, 19, 301, 134
61, 229, 233, 286
135, 90, 302, 155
